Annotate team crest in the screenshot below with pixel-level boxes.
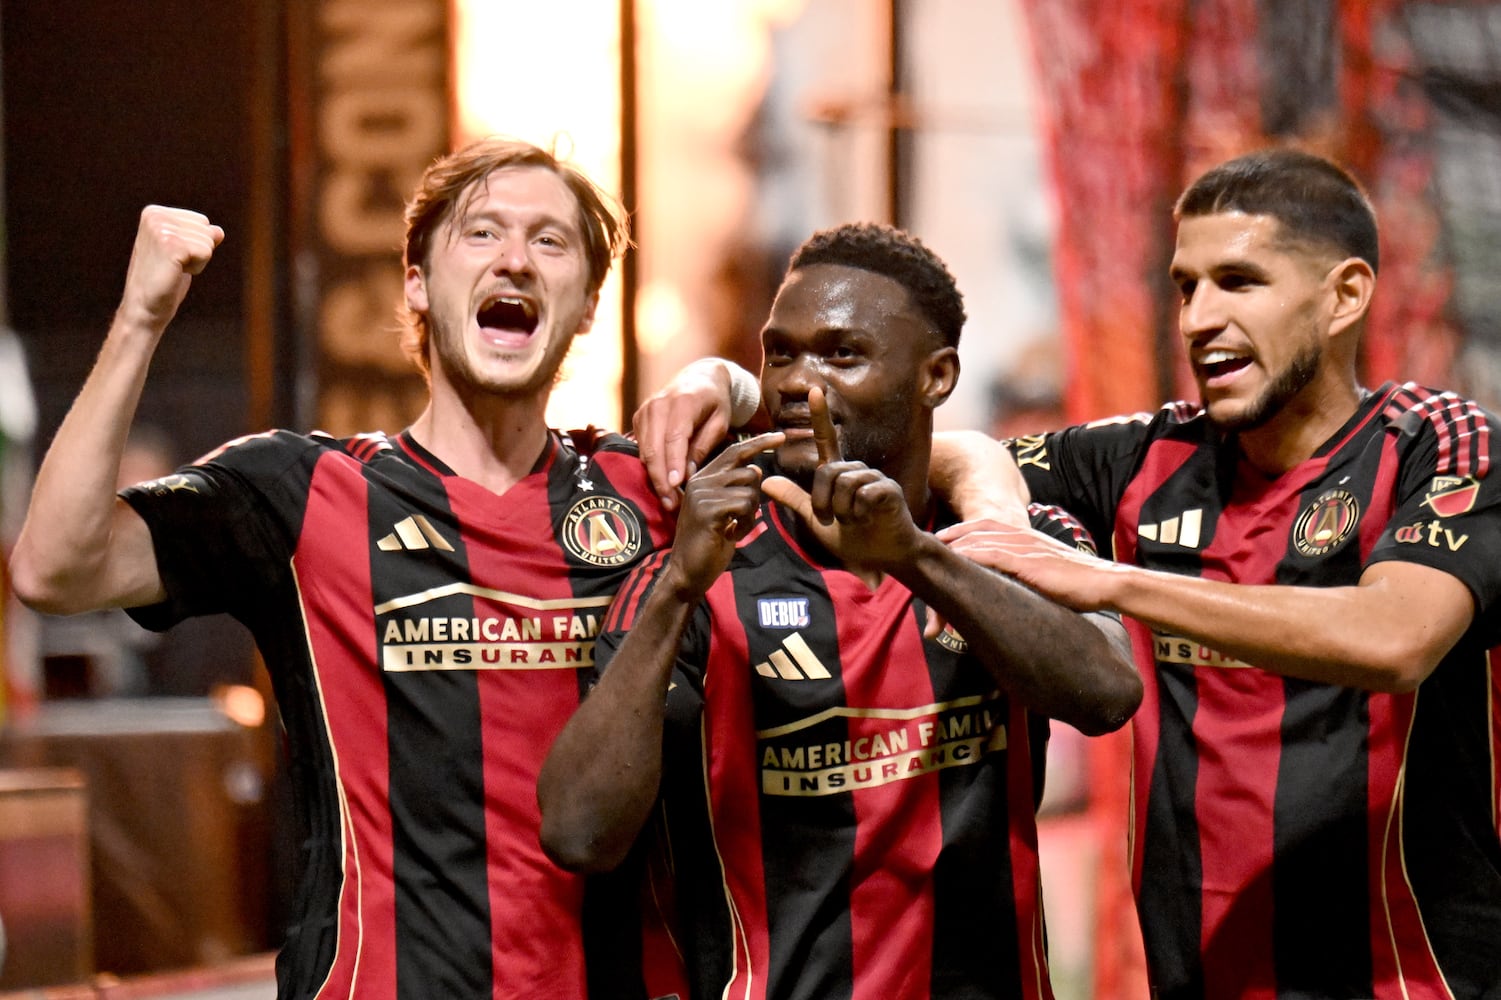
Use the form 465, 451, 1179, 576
1422, 475, 1480, 518
1292, 489, 1360, 558
935, 623, 968, 654
561, 495, 643, 567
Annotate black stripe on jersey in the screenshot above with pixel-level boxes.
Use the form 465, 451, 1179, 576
731, 531, 858, 1000
365, 461, 494, 1000
918, 597, 1026, 996
1387, 382, 1493, 479
1271, 680, 1372, 994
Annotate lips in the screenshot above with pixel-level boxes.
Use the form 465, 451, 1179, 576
1196, 348, 1252, 385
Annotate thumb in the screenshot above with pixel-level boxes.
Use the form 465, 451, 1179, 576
760, 475, 813, 524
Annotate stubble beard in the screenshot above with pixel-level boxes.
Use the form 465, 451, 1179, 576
1205, 338, 1322, 434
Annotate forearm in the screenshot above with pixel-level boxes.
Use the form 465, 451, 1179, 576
11, 319, 162, 612
895, 536, 1140, 735
538, 582, 696, 872
1098, 561, 1469, 692
930, 430, 1030, 523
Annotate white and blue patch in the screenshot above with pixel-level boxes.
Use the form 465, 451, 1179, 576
757, 597, 810, 630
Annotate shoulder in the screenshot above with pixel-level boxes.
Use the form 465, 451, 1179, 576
1010, 401, 1206, 469
1379, 382, 1497, 468
1026, 503, 1100, 554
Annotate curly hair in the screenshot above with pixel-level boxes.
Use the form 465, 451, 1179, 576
399, 137, 630, 376
787, 222, 966, 347
1175, 147, 1379, 274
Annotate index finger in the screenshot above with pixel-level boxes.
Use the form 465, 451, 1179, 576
699, 430, 786, 476
809, 385, 840, 465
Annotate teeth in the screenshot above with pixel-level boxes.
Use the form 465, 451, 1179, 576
1202, 350, 1243, 365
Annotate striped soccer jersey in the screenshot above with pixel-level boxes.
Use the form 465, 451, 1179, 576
599, 500, 1098, 1000
1011, 382, 1501, 999
123, 427, 675, 1000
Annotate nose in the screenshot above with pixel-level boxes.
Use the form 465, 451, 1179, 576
490, 232, 532, 278
774, 353, 824, 401
1180, 282, 1224, 344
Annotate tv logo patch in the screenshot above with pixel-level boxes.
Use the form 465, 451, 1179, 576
758, 597, 810, 629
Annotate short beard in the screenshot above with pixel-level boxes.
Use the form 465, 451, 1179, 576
1207, 338, 1321, 433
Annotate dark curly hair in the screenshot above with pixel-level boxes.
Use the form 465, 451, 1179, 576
787, 222, 966, 347
1175, 147, 1379, 274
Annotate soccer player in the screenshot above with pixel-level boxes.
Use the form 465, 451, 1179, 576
538, 222, 1142, 998
9, 138, 754, 999
944, 149, 1501, 998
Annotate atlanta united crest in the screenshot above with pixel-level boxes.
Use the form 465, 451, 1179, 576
562, 495, 644, 567
1292, 489, 1360, 558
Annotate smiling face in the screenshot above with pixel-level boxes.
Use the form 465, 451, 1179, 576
760, 263, 955, 486
404, 166, 597, 403
1170, 212, 1342, 434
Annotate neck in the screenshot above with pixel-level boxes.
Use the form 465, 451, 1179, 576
407, 382, 553, 494
1236, 374, 1364, 476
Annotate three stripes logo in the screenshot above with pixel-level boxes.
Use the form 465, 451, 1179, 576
754, 632, 832, 681
1138, 509, 1203, 549
377, 515, 455, 552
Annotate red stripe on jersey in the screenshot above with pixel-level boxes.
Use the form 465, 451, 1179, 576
1005, 708, 1052, 1000
832, 576, 941, 1000
606, 551, 669, 633
701, 573, 769, 999
299, 457, 397, 1000
444, 475, 593, 998
1111, 437, 1197, 894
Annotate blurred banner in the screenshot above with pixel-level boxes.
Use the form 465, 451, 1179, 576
287, 0, 452, 437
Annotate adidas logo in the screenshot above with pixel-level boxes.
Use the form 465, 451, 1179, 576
1138, 509, 1203, 549
754, 632, 831, 681
377, 515, 455, 552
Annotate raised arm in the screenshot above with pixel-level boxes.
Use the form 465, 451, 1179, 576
930, 430, 1031, 524
941, 520, 1473, 692
10, 206, 223, 614
538, 431, 782, 872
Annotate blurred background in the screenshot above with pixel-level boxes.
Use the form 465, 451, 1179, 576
0, 1, 1495, 997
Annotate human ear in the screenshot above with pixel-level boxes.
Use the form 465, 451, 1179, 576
920, 346, 960, 409
1327, 257, 1375, 336
404, 265, 429, 314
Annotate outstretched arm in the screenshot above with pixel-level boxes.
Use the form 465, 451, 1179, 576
538, 431, 783, 872
11, 206, 224, 614
930, 430, 1031, 525
940, 520, 1473, 692
761, 390, 1140, 735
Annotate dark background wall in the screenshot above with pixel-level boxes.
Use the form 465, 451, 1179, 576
2, 0, 259, 465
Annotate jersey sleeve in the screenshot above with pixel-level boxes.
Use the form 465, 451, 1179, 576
119, 429, 311, 629
593, 551, 713, 723
1006, 413, 1159, 547
1366, 395, 1501, 617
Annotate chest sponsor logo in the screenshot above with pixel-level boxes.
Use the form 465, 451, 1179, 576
1292, 489, 1360, 558
1153, 631, 1251, 670
1138, 508, 1203, 549
375, 586, 613, 671
1393, 519, 1469, 551
757, 692, 1008, 797
757, 597, 810, 629
1422, 475, 1480, 518
561, 496, 643, 567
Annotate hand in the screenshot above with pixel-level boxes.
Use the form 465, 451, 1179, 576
634, 359, 759, 511
934, 518, 1125, 612
760, 386, 919, 572
117, 206, 225, 335
664, 430, 784, 601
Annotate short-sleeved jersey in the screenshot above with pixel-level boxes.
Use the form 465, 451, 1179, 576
122, 427, 675, 1000
1010, 382, 1501, 1000
598, 499, 1100, 1000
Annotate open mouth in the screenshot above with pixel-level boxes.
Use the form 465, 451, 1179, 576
476, 295, 539, 337
1198, 350, 1252, 382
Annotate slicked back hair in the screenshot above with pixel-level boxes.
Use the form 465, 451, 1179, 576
399, 137, 629, 376
787, 222, 966, 348
1175, 148, 1379, 274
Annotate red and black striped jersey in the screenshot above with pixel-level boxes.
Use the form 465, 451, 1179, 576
1011, 382, 1501, 1000
599, 500, 1097, 1000
122, 427, 676, 1000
